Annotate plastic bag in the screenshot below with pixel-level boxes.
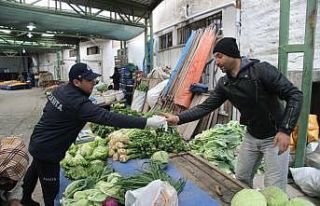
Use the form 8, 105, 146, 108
146, 80, 169, 108
131, 90, 146, 112
290, 167, 320, 197
306, 143, 320, 169
125, 180, 178, 206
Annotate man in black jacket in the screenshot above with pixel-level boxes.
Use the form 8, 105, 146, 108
164, 37, 303, 191
21, 63, 166, 206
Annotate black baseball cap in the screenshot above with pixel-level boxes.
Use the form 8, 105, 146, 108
69, 63, 101, 82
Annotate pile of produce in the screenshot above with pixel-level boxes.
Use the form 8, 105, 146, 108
61, 137, 109, 180
189, 121, 245, 174
135, 83, 148, 92
111, 103, 154, 118
61, 166, 123, 206
61, 160, 186, 206
95, 83, 108, 93
117, 161, 186, 202
89, 106, 152, 138
231, 187, 315, 206
108, 128, 188, 162
90, 123, 115, 138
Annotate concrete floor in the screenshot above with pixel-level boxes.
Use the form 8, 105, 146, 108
0, 88, 46, 205
0, 88, 319, 206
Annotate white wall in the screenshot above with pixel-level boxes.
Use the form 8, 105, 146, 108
153, 0, 234, 32
38, 53, 56, 77
127, 33, 145, 70
61, 49, 76, 81
240, 0, 320, 71
59, 39, 118, 83
152, 1, 236, 69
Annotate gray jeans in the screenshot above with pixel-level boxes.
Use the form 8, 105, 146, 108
235, 132, 289, 191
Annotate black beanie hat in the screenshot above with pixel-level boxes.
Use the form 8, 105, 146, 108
212, 37, 241, 58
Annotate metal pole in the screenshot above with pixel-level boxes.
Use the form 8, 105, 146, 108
56, 50, 61, 80
144, 17, 148, 73
149, 12, 154, 72
278, 0, 290, 76
294, 0, 318, 167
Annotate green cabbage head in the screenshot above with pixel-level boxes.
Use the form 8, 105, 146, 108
231, 189, 267, 206
286, 198, 315, 206
151, 151, 169, 164
261, 186, 289, 206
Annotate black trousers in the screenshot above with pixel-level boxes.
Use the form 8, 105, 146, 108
22, 158, 60, 206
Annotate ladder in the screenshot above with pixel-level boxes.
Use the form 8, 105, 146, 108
278, 0, 318, 167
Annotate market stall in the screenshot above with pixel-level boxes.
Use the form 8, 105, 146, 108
53, 110, 249, 206
55, 157, 225, 206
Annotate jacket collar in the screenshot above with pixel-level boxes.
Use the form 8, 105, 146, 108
68, 82, 90, 97
227, 57, 259, 78
223, 57, 260, 84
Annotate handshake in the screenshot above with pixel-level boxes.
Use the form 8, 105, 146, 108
145, 113, 179, 129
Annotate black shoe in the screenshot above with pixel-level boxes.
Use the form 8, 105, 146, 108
21, 198, 40, 206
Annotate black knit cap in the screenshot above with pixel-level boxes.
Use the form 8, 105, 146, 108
212, 37, 241, 58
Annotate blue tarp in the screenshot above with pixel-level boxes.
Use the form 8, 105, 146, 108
162, 31, 196, 96
55, 158, 220, 206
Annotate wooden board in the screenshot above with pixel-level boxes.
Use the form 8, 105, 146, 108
177, 93, 209, 140
170, 152, 248, 206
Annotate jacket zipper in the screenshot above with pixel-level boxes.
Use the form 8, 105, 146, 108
285, 107, 293, 129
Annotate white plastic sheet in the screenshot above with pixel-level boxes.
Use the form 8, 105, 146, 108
125, 180, 178, 206
131, 90, 146, 112
146, 80, 169, 108
290, 167, 320, 197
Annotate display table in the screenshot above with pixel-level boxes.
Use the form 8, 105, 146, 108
54, 158, 220, 206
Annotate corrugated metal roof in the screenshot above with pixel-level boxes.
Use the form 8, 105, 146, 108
0, 0, 162, 52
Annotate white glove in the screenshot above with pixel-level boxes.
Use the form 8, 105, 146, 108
146, 115, 167, 129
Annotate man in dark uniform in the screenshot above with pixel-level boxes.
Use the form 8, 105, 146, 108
21, 63, 166, 206
163, 38, 303, 192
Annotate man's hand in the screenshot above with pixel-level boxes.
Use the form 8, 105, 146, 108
161, 113, 179, 125
146, 115, 167, 129
273, 131, 290, 155
9, 199, 22, 206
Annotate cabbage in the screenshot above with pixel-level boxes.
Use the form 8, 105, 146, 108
231, 189, 267, 206
151, 151, 169, 164
65, 165, 87, 180
70, 199, 89, 206
286, 198, 315, 206
261, 186, 289, 206
89, 146, 108, 160
79, 144, 94, 158
73, 190, 88, 200
87, 160, 105, 177
68, 153, 88, 167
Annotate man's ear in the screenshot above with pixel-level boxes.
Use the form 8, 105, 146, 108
72, 79, 81, 87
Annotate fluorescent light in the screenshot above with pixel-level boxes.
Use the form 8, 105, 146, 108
26, 22, 36, 31
42, 33, 55, 37
27, 32, 33, 38
0, 29, 11, 34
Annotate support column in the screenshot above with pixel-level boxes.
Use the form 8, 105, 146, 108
294, 0, 318, 167
76, 43, 80, 63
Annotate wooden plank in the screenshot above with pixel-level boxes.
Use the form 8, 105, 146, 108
177, 93, 209, 140
170, 152, 247, 206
